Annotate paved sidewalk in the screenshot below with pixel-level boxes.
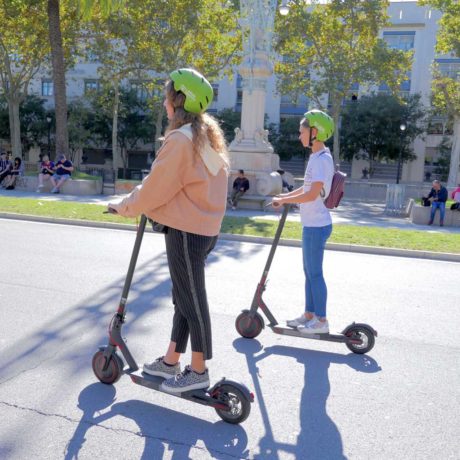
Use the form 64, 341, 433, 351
2, 188, 459, 234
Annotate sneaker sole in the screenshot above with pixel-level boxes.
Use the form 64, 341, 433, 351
298, 328, 329, 335
160, 380, 210, 394
142, 366, 177, 379
287, 321, 306, 328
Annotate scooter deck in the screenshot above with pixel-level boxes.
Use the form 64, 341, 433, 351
270, 325, 348, 343
127, 370, 226, 408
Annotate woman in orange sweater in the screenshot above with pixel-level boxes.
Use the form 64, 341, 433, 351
109, 68, 228, 394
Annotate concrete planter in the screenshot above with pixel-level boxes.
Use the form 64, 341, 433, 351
16, 176, 103, 195
410, 204, 460, 227
114, 180, 141, 195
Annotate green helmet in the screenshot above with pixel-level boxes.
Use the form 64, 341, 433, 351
170, 68, 213, 114
303, 109, 334, 142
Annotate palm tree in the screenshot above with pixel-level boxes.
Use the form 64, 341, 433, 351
47, 0, 123, 158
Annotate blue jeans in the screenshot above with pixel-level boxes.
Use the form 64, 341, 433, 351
302, 225, 332, 318
430, 202, 445, 222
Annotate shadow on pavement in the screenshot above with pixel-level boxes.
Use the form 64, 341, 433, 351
233, 338, 381, 460
65, 383, 250, 460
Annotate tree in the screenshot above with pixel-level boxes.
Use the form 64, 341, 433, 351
274, 0, 412, 162
215, 108, 242, 145
268, 117, 306, 161
340, 93, 426, 175
420, 0, 460, 186
0, 1, 49, 159
19, 95, 48, 154
0, 95, 49, 154
86, 87, 151, 177
85, 0, 241, 170
67, 99, 94, 163
434, 136, 452, 182
46, 0, 123, 157
128, 0, 241, 150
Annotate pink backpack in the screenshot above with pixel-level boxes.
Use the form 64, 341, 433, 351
324, 170, 346, 209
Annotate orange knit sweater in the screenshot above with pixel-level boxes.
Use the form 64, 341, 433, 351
111, 129, 228, 236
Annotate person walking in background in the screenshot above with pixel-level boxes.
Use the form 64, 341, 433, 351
50, 154, 73, 193
37, 155, 55, 192
229, 169, 249, 210
108, 68, 229, 394
272, 109, 335, 334
425, 179, 448, 226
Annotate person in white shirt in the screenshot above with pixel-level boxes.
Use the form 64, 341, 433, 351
272, 110, 335, 334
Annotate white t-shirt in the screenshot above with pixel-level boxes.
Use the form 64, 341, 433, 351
300, 148, 334, 227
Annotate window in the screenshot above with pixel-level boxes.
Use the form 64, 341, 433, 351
280, 93, 308, 108
378, 72, 411, 96
84, 79, 100, 93
86, 50, 99, 63
236, 74, 243, 107
42, 79, 53, 97
427, 117, 452, 135
435, 59, 460, 80
130, 81, 151, 101
212, 84, 219, 102
383, 31, 415, 51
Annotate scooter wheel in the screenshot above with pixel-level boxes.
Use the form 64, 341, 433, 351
213, 383, 251, 424
235, 310, 264, 339
345, 326, 375, 354
92, 349, 124, 384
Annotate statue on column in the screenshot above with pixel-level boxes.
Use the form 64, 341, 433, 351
239, 0, 276, 81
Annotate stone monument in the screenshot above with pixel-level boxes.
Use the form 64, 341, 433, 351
228, 0, 284, 203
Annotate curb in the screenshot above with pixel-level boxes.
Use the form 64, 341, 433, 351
1, 212, 459, 263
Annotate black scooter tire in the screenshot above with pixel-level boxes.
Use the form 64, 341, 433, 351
345, 326, 375, 354
235, 310, 264, 339
214, 383, 251, 424
92, 349, 124, 384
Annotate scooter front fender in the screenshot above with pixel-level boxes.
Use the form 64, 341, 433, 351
209, 378, 254, 403
341, 322, 378, 337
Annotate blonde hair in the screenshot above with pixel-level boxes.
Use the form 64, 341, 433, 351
164, 80, 228, 164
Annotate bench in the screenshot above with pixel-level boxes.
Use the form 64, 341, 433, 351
410, 204, 460, 227
231, 194, 271, 211
15, 176, 103, 195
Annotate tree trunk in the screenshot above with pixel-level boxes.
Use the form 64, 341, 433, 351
47, 0, 69, 158
8, 98, 22, 159
154, 107, 164, 156
331, 102, 341, 165
112, 82, 120, 178
447, 116, 460, 188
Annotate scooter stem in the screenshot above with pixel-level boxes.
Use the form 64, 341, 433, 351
117, 215, 148, 315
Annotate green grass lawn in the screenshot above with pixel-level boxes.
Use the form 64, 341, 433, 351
1, 196, 459, 254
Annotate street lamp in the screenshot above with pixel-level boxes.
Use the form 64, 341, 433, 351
396, 122, 406, 184
279, 0, 290, 15
46, 115, 52, 158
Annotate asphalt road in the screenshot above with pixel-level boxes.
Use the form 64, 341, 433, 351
1, 219, 459, 459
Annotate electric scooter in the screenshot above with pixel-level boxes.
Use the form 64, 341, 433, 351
92, 213, 253, 424
235, 204, 377, 354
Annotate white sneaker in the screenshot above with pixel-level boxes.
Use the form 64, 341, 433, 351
287, 314, 312, 328
298, 317, 329, 334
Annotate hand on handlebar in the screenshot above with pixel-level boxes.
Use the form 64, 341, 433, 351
104, 206, 118, 214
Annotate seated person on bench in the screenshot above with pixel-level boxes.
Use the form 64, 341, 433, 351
50, 154, 73, 194
2, 157, 23, 190
229, 169, 249, 210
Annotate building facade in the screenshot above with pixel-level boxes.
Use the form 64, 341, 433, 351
26, 1, 457, 182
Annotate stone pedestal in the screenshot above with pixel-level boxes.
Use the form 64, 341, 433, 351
228, 0, 284, 207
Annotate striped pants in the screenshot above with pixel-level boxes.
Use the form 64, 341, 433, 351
165, 227, 218, 361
